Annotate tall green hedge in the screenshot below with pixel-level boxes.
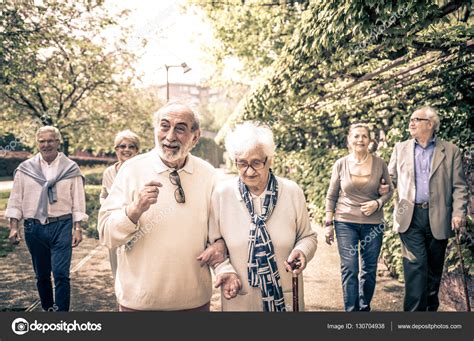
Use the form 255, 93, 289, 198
221, 1, 473, 280
84, 185, 101, 238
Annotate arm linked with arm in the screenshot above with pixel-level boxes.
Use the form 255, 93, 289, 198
206, 188, 237, 276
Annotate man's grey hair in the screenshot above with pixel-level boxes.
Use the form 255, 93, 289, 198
36, 126, 62, 142
153, 102, 200, 132
225, 121, 276, 159
114, 130, 141, 149
413, 106, 440, 132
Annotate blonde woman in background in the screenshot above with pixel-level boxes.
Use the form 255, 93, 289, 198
100, 130, 140, 279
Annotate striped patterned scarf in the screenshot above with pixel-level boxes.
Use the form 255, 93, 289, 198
238, 172, 286, 312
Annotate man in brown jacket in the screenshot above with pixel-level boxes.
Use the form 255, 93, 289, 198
388, 106, 468, 311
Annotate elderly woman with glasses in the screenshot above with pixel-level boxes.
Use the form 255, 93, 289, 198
100, 129, 140, 278
325, 123, 393, 312
211, 122, 318, 311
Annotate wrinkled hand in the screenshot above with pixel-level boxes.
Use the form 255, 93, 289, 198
284, 249, 307, 275
378, 178, 389, 196
72, 229, 82, 248
127, 180, 163, 223
451, 216, 465, 231
325, 225, 334, 245
197, 239, 226, 268
215, 273, 242, 300
8, 227, 20, 245
360, 200, 378, 216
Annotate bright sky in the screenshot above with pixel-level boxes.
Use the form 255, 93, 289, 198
105, 0, 219, 87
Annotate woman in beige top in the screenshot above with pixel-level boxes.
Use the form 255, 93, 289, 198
100, 130, 140, 279
211, 122, 318, 311
325, 123, 393, 311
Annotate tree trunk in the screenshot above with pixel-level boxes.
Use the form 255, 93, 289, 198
62, 134, 69, 156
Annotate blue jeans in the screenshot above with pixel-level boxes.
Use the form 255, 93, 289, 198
24, 218, 73, 311
334, 221, 384, 312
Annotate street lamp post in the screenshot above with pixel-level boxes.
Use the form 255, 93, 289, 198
165, 62, 192, 102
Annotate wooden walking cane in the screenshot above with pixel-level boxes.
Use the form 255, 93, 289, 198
289, 260, 300, 312
454, 228, 471, 312
292, 272, 299, 312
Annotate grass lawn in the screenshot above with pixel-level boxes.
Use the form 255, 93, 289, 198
0, 190, 10, 210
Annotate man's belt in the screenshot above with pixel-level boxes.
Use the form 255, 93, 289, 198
25, 214, 72, 225
414, 202, 429, 209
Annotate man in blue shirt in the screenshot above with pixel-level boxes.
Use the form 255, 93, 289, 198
388, 106, 468, 311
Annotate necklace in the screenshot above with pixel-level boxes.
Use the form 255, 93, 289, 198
351, 153, 369, 165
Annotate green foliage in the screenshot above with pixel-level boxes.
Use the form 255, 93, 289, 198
187, 0, 309, 79
192, 137, 224, 167
449, 216, 474, 274
0, 190, 9, 210
0, 156, 24, 177
84, 185, 101, 238
82, 165, 107, 186
0, 133, 32, 153
272, 148, 347, 222
220, 0, 473, 278
0, 227, 15, 257
381, 203, 404, 280
0, 1, 161, 155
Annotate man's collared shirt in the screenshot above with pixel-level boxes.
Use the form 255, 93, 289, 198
5, 152, 88, 223
414, 137, 436, 204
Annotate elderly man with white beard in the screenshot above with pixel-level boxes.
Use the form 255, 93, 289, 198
98, 103, 239, 311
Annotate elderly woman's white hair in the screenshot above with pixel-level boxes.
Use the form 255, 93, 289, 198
225, 122, 276, 159
36, 126, 62, 142
413, 106, 440, 132
114, 130, 140, 149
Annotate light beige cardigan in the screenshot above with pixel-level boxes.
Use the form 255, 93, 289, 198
212, 176, 318, 311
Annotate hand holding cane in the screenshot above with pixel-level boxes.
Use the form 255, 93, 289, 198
288, 259, 301, 312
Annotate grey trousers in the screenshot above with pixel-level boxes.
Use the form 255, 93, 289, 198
399, 207, 448, 311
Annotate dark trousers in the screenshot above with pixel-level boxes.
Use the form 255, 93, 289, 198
24, 218, 73, 311
399, 207, 448, 311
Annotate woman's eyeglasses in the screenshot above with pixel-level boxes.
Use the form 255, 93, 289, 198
116, 144, 137, 150
169, 170, 185, 203
235, 157, 268, 173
